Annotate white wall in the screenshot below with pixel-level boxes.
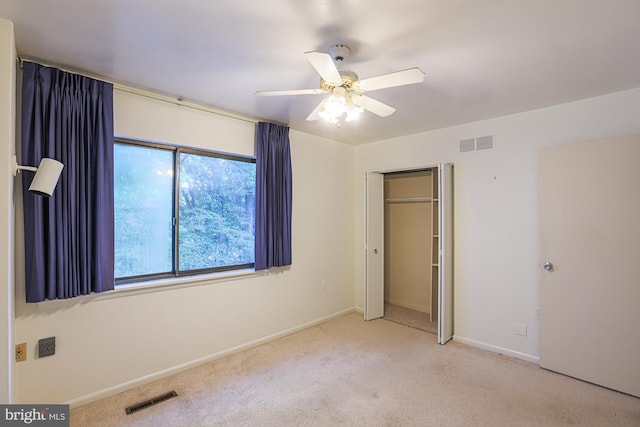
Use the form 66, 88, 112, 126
355, 87, 640, 362
13, 89, 356, 405
0, 18, 16, 404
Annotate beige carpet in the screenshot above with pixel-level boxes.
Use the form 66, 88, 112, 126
384, 303, 438, 334
71, 313, 640, 426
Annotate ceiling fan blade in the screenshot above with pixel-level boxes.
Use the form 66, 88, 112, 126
306, 100, 326, 121
356, 67, 425, 92
256, 88, 325, 96
304, 51, 342, 85
352, 95, 396, 117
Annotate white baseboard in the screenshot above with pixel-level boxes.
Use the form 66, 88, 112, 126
453, 335, 540, 364
66, 307, 356, 409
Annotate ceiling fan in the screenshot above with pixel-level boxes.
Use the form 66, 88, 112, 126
256, 44, 425, 123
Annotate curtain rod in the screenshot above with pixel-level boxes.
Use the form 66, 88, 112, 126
16, 56, 284, 127
113, 86, 259, 125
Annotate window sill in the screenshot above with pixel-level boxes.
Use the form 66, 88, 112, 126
111, 268, 259, 298
28, 269, 262, 311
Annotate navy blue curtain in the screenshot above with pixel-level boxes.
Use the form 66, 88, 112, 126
255, 122, 292, 270
21, 62, 114, 302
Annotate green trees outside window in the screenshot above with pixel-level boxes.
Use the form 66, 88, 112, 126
114, 140, 255, 282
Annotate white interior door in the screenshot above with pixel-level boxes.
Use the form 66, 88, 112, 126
438, 164, 454, 344
365, 172, 384, 321
540, 135, 640, 398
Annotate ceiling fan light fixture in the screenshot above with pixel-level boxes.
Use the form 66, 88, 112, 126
318, 95, 343, 123
318, 90, 364, 124
345, 103, 364, 122
318, 110, 339, 124
324, 93, 346, 113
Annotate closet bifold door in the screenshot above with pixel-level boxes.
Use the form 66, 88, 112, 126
365, 172, 385, 321
437, 163, 454, 344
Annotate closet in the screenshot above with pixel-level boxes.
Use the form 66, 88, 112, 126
384, 170, 439, 327
365, 164, 453, 344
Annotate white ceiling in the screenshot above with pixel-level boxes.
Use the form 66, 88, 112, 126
1, 0, 640, 145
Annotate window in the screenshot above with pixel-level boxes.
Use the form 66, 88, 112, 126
114, 139, 256, 283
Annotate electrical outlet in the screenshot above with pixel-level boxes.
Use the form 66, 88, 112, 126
16, 343, 27, 362
39, 337, 56, 358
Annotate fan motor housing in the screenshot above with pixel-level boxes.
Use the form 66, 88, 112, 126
329, 44, 351, 62
320, 70, 358, 92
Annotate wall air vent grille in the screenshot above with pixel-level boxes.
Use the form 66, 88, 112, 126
476, 135, 494, 150
125, 391, 178, 415
459, 135, 494, 153
459, 138, 476, 152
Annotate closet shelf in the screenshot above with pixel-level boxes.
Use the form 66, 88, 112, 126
385, 197, 432, 204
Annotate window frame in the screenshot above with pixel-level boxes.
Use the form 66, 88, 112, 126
114, 137, 256, 285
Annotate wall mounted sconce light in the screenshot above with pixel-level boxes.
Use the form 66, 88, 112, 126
12, 155, 64, 197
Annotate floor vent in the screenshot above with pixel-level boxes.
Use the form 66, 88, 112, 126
125, 391, 178, 415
